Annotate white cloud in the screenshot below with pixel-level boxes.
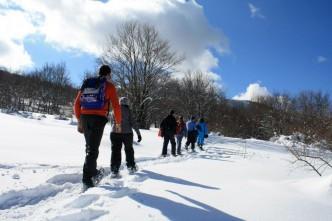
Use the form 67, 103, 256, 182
0, 7, 36, 70
233, 83, 271, 101
248, 3, 265, 19
0, 36, 33, 70
0, 0, 229, 77
175, 49, 221, 80
317, 56, 327, 63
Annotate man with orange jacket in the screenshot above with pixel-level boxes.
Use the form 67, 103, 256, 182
74, 64, 122, 189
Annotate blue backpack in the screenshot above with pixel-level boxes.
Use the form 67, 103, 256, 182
80, 77, 106, 109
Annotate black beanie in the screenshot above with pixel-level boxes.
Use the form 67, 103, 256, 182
99, 65, 111, 76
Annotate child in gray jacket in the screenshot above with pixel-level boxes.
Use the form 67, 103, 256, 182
110, 97, 142, 177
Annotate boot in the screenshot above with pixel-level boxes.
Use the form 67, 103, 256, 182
199, 145, 204, 151
128, 165, 138, 174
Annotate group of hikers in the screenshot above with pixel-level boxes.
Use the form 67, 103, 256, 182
73, 65, 208, 190
159, 110, 209, 157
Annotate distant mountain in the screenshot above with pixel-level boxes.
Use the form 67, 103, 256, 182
226, 99, 252, 108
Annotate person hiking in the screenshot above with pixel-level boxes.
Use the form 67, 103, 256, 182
176, 115, 187, 155
109, 97, 142, 177
197, 117, 208, 150
74, 64, 122, 190
185, 116, 199, 152
160, 110, 177, 157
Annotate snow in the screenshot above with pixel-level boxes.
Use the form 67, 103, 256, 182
0, 112, 331, 221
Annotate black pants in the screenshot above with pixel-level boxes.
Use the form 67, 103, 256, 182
110, 133, 135, 171
176, 135, 184, 154
186, 131, 197, 150
162, 133, 176, 155
81, 114, 108, 184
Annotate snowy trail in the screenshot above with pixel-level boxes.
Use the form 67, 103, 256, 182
1, 113, 332, 221
0, 142, 232, 221
0, 142, 278, 221
0, 139, 290, 220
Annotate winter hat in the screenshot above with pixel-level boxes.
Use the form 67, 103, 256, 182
99, 65, 111, 76
170, 110, 175, 115
119, 97, 129, 106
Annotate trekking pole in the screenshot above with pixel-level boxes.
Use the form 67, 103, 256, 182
243, 140, 247, 158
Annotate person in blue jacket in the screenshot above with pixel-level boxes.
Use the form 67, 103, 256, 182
185, 116, 199, 151
197, 117, 208, 150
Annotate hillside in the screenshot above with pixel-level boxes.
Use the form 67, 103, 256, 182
0, 112, 331, 221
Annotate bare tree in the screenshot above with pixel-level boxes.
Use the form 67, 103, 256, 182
0, 63, 75, 115
257, 93, 295, 136
177, 71, 220, 118
286, 134, 332, 176
28, 63, 73, 114
101, 21, 183, 128
151, 70, 223, 129
292, 91, 331, 143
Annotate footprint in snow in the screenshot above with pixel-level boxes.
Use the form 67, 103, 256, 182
65, 194, 100, 208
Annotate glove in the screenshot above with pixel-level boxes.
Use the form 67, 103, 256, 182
158, 129, 164, 137
137, 134, 142, 142
115, 123, 121, 133
77, 120, 84, 134
204, 134, 208, 138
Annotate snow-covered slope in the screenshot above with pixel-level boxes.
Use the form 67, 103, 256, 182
0, 112, 331, 221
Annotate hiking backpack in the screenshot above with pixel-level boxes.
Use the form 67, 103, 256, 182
80, 77, 106, 109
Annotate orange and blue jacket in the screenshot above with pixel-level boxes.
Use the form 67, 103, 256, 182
73, 81, 122, 124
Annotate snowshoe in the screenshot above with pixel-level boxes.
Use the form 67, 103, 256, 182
82, 183, 93, 192
128, 165, 138, 175
91, 168, 106, 186
111, 170, 121, 178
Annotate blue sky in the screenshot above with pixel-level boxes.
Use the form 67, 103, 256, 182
0, 0, 331, 100
24, 37, 98, 84
198, 0, 332, 98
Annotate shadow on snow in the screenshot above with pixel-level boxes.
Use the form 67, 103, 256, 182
138, 170, 219, 190
130, 190, 244, 221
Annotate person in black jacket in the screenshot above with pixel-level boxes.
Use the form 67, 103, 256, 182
160, 110, 177, 157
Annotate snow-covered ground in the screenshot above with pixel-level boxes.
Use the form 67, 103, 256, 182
0, 112, 331, 221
